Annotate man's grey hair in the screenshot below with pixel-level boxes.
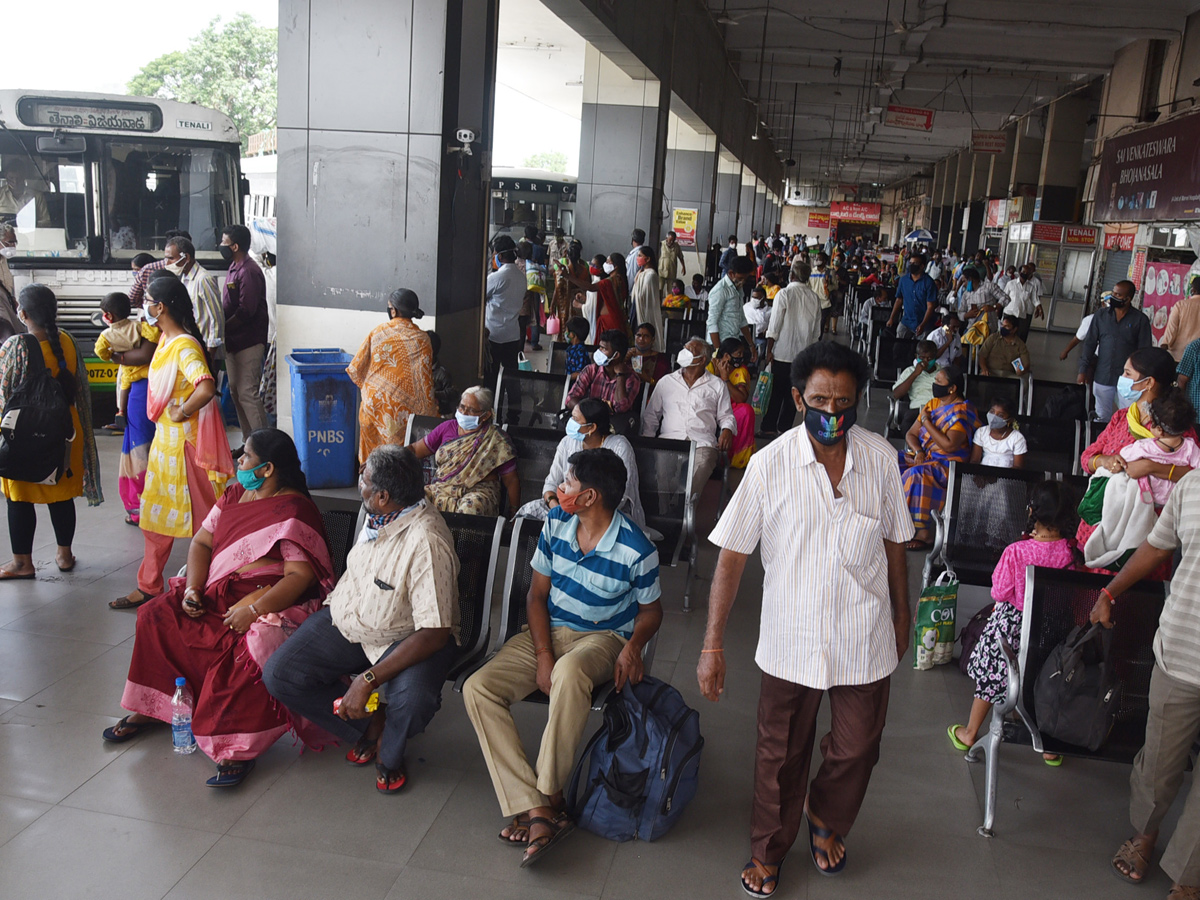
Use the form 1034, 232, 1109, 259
365, 444, 424, 506
684, 337, 709, 360
462, 385, 494, 413
166, 236, 195, 258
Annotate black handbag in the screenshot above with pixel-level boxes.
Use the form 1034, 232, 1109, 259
1033, 624, 1121, 752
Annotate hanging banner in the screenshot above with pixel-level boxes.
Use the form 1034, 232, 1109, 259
1104, 232, 1136, 251
985, 199, 1005, 228
670, 208, 698, 247
1094, 112, 1200, 222
807, 211, 830, 229
829, 201, 882, 223
972, 130, 1008, 154
884, 105, 935, 132
1031, 223, 1064, 243
1143, 261, 1192, 343
1130, 248, 1148, 290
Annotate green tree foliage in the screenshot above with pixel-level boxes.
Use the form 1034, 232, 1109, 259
521, 151, 568, 174
127, 14, 277, 151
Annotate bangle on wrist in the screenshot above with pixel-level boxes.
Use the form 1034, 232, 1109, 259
701, 648, 724, 654
248, 603, 260, 617
536, 647, 552, 655
1100, 588, 1116, 605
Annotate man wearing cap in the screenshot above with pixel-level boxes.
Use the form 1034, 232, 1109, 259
641, 338, 735, 497
347, 288, 439, 464
487, 235, 529, 420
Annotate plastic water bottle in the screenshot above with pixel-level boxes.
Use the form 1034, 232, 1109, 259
171, 677, 197, 754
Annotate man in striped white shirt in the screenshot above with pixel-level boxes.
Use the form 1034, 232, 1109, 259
464, 448, 662, 868
698, 341, 914, 895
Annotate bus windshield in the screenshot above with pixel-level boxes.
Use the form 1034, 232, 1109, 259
0, 132, 90, 259
0, 130, 240, 262
105, 141, 239, 258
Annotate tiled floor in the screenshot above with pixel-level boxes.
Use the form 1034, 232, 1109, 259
0, 329, 1189, 899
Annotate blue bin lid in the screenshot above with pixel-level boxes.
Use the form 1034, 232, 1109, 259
287, 348, 354, 372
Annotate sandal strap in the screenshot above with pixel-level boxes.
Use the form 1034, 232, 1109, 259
743, 858, 778, 881
1114, 838, 1150, 872
1169, 886, 1200, 900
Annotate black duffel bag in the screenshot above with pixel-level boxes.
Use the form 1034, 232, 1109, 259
1033, 624, 1121, 752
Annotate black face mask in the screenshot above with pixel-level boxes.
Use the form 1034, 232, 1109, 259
219, 245, 235, 262
931, 382, 951, 399
1110, 298, 1128, 309
998, 326, 1012, 337
801, 402, 857, 445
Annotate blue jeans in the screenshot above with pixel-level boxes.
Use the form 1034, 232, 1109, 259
1093, 382, 1117, 423
262, 607, 457, 770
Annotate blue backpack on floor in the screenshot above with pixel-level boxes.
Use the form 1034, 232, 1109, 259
566, 676, 704, 842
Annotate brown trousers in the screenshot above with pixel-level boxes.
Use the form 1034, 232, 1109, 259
751, 671, 890, 864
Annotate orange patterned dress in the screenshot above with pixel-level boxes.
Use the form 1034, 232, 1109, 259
347, 317, 438, 464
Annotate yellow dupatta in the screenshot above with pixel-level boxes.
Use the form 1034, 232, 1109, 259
1127, 401, 1154, 440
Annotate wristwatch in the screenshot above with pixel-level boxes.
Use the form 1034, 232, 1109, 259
362, 670, 377, 685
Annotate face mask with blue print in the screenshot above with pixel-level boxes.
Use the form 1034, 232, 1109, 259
565, 419, 588, 441
236, 462, 268, 491
1117, 375, 1145, 406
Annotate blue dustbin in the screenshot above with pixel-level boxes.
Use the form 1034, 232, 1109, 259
286, 348, 357, 489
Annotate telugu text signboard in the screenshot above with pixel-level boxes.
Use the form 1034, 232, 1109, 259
1094, 112, 1200, 222
972, 130, 1008, 154
884, 105, 935, 132
807, 212, 830, 229
829, 202, 882, 223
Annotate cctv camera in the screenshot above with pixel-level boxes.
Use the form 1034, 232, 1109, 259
456, 128, 476, 144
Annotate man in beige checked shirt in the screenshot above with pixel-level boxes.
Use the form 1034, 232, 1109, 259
697, 341, 913, 896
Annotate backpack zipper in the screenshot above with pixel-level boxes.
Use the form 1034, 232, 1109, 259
660, 709, 697, 779
661, 739, 704, 814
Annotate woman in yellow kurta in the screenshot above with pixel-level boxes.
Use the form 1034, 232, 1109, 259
112, 275, 234, 609
0, 284, 102, 579
346, 288, 437, 465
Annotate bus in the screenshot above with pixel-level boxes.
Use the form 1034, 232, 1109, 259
0, 89, 245, 394
489, 167, 576, 244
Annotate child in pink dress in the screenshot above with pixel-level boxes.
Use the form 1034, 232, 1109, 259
1120, 390, 1200, 508
948, 481, 1080, 764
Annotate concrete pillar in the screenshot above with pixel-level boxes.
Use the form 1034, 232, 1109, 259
948, 151, 971, 252
1009, 118, 1043, 197
737, 167, 756, 240
986, 126, 1016, 198
275, 0, 496, 431
713, 150, 740, 249
1036, 93, 1090, 221
575, 44, 662, 257
754, 181, 767, 236
662, 109, 716, 275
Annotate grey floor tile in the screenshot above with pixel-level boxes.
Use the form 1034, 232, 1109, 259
164, 834, 404, 900
61, 735, 297, 833
0, 805, 220, 900
0, 577, 77, 627
386, 866, 599, 900
0, 792, 51, 848
991, 840, 1174, 899
0, 704, 133, 803
406, 764, 617, 896
24, 643, 134, 716
229, 748, 462, 865
0, 629, 111, 702
4, 588, 139, 646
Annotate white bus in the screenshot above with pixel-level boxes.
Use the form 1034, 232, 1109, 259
0, 90, 245, 363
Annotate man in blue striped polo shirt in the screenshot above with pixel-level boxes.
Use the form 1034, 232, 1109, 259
464, 448, 663, 868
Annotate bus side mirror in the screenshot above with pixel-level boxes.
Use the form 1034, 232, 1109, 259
240, 175, 251, 202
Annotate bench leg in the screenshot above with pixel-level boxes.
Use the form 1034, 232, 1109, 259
682, 538, 697, 613
966, 709, 1004, 838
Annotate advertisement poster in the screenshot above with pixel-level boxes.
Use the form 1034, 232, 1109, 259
985, 199, 1005, 228
829, 202, 882, 223
807, 211, 830, 229
1094, 113, 1200, 222
1130, 248, 1148, 290
1143, 261, 1192, 343
884, 105, 935, 131
670, 208, 698, 247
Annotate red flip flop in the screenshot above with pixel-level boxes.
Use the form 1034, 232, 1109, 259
375, 763, 406, 794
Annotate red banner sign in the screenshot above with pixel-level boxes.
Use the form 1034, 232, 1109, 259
884, 105, 935, 132
1104, 232, 1136, 251
1094, 112, 1200, 222
1143, 261, 1192, 343
985, 199, 1005, 228
807, 212, 830, 229
829, 201, 882, 223
1131, 249, 1148, 290
972, 130, 1008, 154
1064, 226, 1098, 246
1031, 223, 1064, 243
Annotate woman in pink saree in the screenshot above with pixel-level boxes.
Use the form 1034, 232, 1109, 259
103, 429, 337, 788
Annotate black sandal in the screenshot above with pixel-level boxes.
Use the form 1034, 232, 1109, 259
206, 759, 256, 788
109, 590, 151, 610
520, 812, 575, 868
102, 715, 158, 743
498, 814, 530, 846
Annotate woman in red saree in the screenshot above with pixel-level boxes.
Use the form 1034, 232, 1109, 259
102, 429, 337, 787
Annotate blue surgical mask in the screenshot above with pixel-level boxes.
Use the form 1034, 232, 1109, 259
236, 461, 268, 491
142, 301, 159, 326
565, 419, 588, 441
1117, 375, 1145, 405
456, 410, 481, 431
593, 348, 612, 367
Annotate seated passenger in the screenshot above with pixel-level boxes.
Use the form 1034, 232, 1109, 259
263, 445, 460, 794
409, 386, 519, 517
563, 316, 591, 380
969, 396, 1026, 468
102, 429, 337, 788
515, 398, 646, 529
463, 448, 662, 867
564, 329, 642, 434
948, 481, 1077, 764
891, 339, 940, 436
642, 338, 735, 497
708, 337, 756, 468
627, 322, 669, 393
978, 313, 1031, 378
899, 364, 979, 550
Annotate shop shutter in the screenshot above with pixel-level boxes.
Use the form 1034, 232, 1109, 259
1100, 249, 1133, 294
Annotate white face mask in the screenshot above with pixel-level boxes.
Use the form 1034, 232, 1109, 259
602, 261, 615, 274
164, 259, 186, 275
677, 348, 704, 369
0, 246, 16, 259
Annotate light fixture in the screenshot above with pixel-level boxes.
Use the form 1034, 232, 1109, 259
833, 57, 842, 78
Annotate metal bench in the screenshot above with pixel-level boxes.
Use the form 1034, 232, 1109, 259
1025, 378, 1090, 419
403, 413, 443, 485
967, 565, 1164, 837
629, 435, 698, 610
963, 373, 1025, 417
869, 333, 917, 410
665, 317, 707, 367
1012, 415, 1082, 476
495, 367, 569, 430
547, 342, 594, 376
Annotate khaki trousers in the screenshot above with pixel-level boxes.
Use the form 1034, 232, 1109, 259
692, 446, 721, 498
1131, 664, 1200, 884
226, 342, 268, 442
462, 625, 626, 817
